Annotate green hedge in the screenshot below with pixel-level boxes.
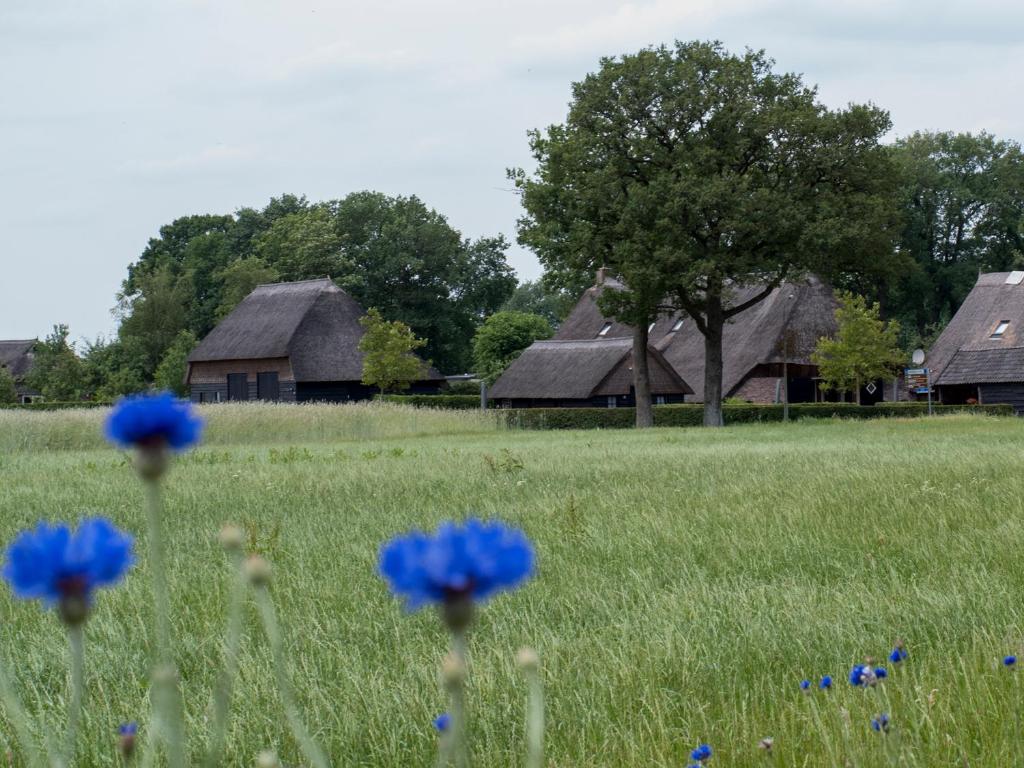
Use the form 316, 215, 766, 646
379, 394, 483, 410
501, 402, 1013, 429
0, 401, 113, 411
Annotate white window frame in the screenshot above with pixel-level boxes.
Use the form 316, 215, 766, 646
597, 322, 613, 337
671, 318, 684, 332
992, 320, 1010, 338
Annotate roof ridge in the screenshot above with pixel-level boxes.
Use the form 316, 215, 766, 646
0, 339, 36, 344
255, 277, 335, 288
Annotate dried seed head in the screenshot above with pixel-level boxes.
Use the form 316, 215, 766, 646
256, 750, 280, 768
758, 737, 774, 752
516, 647, 540, 672
244, 555, 272, 586
218, 524, 245, 552
133, 444, 170, 481
152, 663, 178, 686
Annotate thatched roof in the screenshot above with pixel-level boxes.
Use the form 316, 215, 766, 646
554, 275, 839, 400
0, 340, 35, 380
929, 272, 1024, 385
488, 337, 692, 400
189, 278, 443, 382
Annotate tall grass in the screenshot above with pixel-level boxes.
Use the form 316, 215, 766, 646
0, 401, 503, 452
0, 413, 1022, 765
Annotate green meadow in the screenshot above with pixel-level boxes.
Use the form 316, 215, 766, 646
1, 404, 1023, 766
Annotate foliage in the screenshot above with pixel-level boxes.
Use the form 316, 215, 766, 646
445, 379, 482, 396
0, 365, 17, 404
887, 131, 1024, 334
25, 326, 86, 401
514, 41, 899, 426
501, 280, 573, 327
502, 402, 1011, 429
812, 293, 905, 403
359, 309, 429, 394
472, 311, 553, 384
214, 257, 279, 320
379, 394, 482, 410
153, 331, 198, 396
80, 338, 147, 400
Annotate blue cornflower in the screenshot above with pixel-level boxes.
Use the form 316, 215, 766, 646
690, 743, 712, 762
118, 721, 138, 759
850, 664, 884, 687
2, 518, 134, 623
870, 713, 890, 733
819, 675, 833, 690
889, 647, 908, 664
1004, 655, 1017, 667
378, 518, 534, 617
105, 391, 203, 452
118, 722, 138, 736
433, 713, 451, 733
800, 679, 811, 690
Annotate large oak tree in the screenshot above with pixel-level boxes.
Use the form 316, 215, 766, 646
515, 41, 898, 426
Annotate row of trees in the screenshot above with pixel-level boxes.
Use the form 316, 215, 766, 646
513, 40, 1024, 426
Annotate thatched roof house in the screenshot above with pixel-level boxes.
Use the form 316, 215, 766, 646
493, 273, 842, 406
186, 278, 444, 403
488, 337, 692, 407
928, 271, 1024, 410
0, 339, 39, 403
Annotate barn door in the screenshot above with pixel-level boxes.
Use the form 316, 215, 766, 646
257, 372, 280, 401
227, 373, 248, 401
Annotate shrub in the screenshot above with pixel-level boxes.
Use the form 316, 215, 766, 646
501, 402, 1013, 429
379, 394, 483, 410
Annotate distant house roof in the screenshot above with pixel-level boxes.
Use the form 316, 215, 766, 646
930, 272, 1024, 385
0, 339, 35, 380
553, 274, 839, 400
188, 278, 443, 383
488, 337, 692, 400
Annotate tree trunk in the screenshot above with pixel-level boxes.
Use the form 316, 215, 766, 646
854, 377, 861, 406
633, 323, 653, 428
703, 298, 725, 427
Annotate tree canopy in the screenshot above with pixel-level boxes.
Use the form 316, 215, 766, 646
26, 326, 85, 402
812, 293, 904, 404
516, 40, 898, 426
472, 311, 553, 384
358, 309, 429, 394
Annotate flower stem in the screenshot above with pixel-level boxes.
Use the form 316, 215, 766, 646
252, 585, 329, 768
144, 478, 185, 768
203, 550, 247, 768
449, 630, 469, 768
0, 656, 47, 768
523, 665, 543, 768
65, 625, 85, 765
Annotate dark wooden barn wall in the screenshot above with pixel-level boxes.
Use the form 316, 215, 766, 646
979, 383, 1024, 413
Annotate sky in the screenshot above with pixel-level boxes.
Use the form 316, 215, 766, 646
2, 0, 1023, 344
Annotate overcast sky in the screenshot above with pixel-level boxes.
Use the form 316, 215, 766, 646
2, 0, 1022, 344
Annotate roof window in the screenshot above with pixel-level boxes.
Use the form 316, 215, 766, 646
1006, 271, 1024, 285
597, 322, 613, 337
991, 321, 1010, 338
648, 322, 656, 332
671, 318, 684, 332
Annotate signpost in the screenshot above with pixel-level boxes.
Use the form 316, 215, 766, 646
908, 348, 933, 415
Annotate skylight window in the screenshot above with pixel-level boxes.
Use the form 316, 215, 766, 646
648, 322, 656, 332
597, 322, 613, 337
671, 318, 684, 332
991, 321, 1010, 338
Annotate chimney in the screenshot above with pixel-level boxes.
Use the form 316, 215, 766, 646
596, 266, 608, 285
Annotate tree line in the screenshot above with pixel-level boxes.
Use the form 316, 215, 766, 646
9, 40, 1023, 416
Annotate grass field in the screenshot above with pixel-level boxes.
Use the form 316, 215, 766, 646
1, 405, 1023, 766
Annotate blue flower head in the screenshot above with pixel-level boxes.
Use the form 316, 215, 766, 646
433, 713, 451, 733
105, 392, 203, 452
118, 721, 138, 759
118, 722, 138, 736
690, 743, 712, 762
800, 679, 811, 690
819, 675, 833, 690
889, 647, 908, 664
378, 518, 534, 618
875, 666, 888, 679
1004, 655, 1017, 667
3, 518, 134, 623
871, 713, 890, 733
849, 664, 884, 687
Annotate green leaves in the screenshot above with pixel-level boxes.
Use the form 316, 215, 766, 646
472, 311, 553, 385
358, 309, 429, 395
